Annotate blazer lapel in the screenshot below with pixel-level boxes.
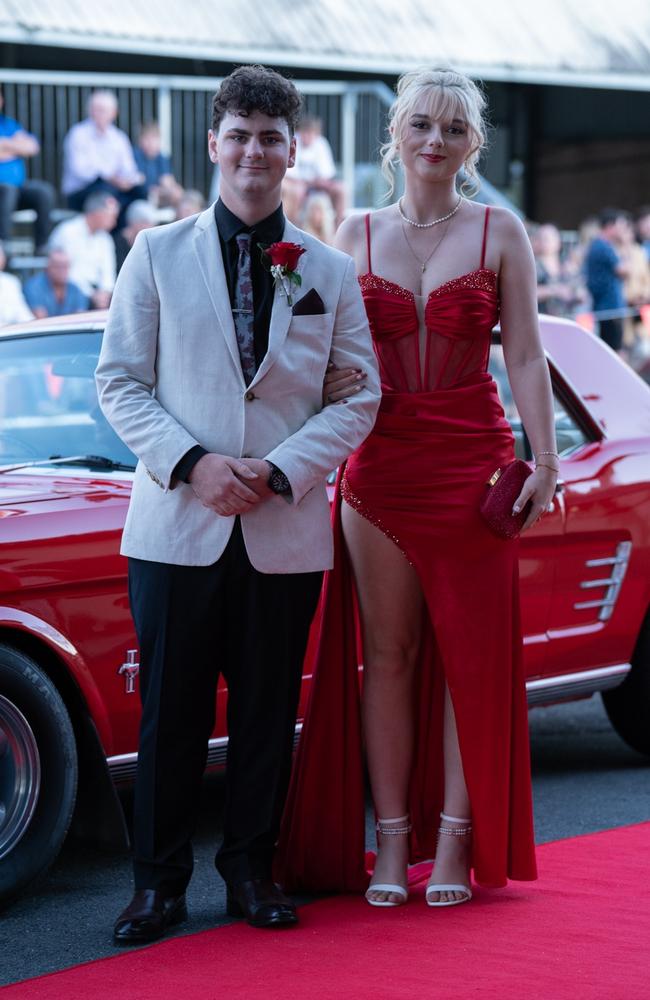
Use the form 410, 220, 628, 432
252, 221, 306, 386
192, 206, 245, 383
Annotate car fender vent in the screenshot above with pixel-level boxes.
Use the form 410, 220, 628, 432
574, 541, 632, 621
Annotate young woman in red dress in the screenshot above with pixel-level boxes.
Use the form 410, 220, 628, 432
277, 68, 558, 907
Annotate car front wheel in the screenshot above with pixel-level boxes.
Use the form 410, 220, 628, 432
602, 613, 650, 757
0, 644, 78, 906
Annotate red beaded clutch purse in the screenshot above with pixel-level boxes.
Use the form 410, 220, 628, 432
480, 459, 533, 539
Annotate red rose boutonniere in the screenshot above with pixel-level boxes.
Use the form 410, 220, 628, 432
259, 241, 306, 306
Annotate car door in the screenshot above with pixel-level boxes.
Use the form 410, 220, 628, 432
536, 320, 649, 686
542, 387, 635, 680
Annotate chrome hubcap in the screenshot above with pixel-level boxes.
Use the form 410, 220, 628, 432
0, 695, 41, 859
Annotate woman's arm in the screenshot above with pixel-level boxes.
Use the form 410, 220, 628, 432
323, 214, 371, 405
495, 210, 558, 531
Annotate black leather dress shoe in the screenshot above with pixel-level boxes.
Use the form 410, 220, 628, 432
226, 878, 298, 928
113, 889, 188, 944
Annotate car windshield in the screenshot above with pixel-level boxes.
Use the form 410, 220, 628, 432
0, 330, 136, 470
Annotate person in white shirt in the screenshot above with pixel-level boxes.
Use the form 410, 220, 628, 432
283, 116, 346, 226
49, 191, 118, 308
62, 90, 146, 227
293, 120, 337, 183
0, 240, 33, 326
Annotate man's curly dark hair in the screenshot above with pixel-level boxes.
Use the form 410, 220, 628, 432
211, 66, 303, 135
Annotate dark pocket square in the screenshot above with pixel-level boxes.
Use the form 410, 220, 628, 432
292, 288, 325, 316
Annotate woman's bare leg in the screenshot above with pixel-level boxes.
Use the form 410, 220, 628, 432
342, 501, 424, 903
426, 685, 472, 903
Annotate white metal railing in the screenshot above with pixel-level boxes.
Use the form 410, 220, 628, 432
0, 68, 394, 208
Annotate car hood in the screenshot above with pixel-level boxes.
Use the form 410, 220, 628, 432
0, 472, 131, 511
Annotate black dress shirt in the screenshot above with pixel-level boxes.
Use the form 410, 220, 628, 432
173, 199, 286, 485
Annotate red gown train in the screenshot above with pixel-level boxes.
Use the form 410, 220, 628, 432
275, 207, 538, 891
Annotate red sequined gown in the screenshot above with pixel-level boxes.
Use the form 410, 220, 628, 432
276, 207, 537, 892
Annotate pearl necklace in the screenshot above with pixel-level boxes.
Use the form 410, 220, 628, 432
397, 195, 463, 228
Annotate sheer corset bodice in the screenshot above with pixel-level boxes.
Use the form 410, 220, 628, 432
359, 208, 499, 393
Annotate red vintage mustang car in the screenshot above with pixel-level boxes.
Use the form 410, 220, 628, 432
0, 311, 649, 906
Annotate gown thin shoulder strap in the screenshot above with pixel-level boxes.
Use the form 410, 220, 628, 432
365, 213, 373, 274
480, 206, 491, 270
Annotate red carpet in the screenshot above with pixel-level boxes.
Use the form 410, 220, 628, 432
4, 824, 648, 1000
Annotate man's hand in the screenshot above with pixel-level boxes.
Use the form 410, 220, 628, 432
0, 132, 38, 160
237, 458, 274, 500
188, 453, 262, 515
106, 174, 135, 192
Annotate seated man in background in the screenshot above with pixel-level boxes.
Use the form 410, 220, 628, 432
0, 84, 55, 254
174, 188, 205, 220
0, 239, 33, 326
49, 191, 118, 309
112, 199, 157, 274
62, 90, 146, 227
283, 115, 346, 226
23, 248, 89, 318
134, 122, 183, 208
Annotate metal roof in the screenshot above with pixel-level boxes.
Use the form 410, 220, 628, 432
2, 0, 650, 89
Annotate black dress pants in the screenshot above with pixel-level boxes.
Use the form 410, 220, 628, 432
0, 180, 55, 249
67, 178, 148, 230
128, 519, 323, 893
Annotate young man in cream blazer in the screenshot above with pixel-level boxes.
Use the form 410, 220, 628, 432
96, 66, 380, 941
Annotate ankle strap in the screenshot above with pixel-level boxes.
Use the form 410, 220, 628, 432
440, 812, 472, 825
376, 815, 411, 836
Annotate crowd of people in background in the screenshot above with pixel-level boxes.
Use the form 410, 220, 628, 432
1, 83, 650, 374
0, 85, 190, 326
529, 208, 650, 365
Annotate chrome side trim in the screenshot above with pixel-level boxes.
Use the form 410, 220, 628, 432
585, 553, 630, 568
526, 663, 630, 706
106, 751, 138, 784
574, 541, 632, 621
107, 723, 304, 783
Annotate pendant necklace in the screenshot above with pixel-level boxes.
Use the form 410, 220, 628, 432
401, 213, 454, 274
398, 194, 463, 228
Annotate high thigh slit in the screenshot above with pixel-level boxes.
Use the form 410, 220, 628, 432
275, 207, 537, 891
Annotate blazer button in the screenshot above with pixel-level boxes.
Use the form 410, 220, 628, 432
245, 391, 256, 402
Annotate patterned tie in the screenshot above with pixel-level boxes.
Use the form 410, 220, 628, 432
233, 233, 256, 385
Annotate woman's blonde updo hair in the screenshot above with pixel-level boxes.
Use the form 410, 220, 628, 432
381, 68, 488, 197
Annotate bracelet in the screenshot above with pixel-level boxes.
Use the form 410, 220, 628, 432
535, 462, 559, 472
535, 450, 559, 459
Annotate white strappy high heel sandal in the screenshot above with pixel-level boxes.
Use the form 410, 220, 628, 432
425, 812, 473, 907
365, 814, 411, 907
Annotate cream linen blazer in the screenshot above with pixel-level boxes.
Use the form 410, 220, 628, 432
95, 206, 381, 571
